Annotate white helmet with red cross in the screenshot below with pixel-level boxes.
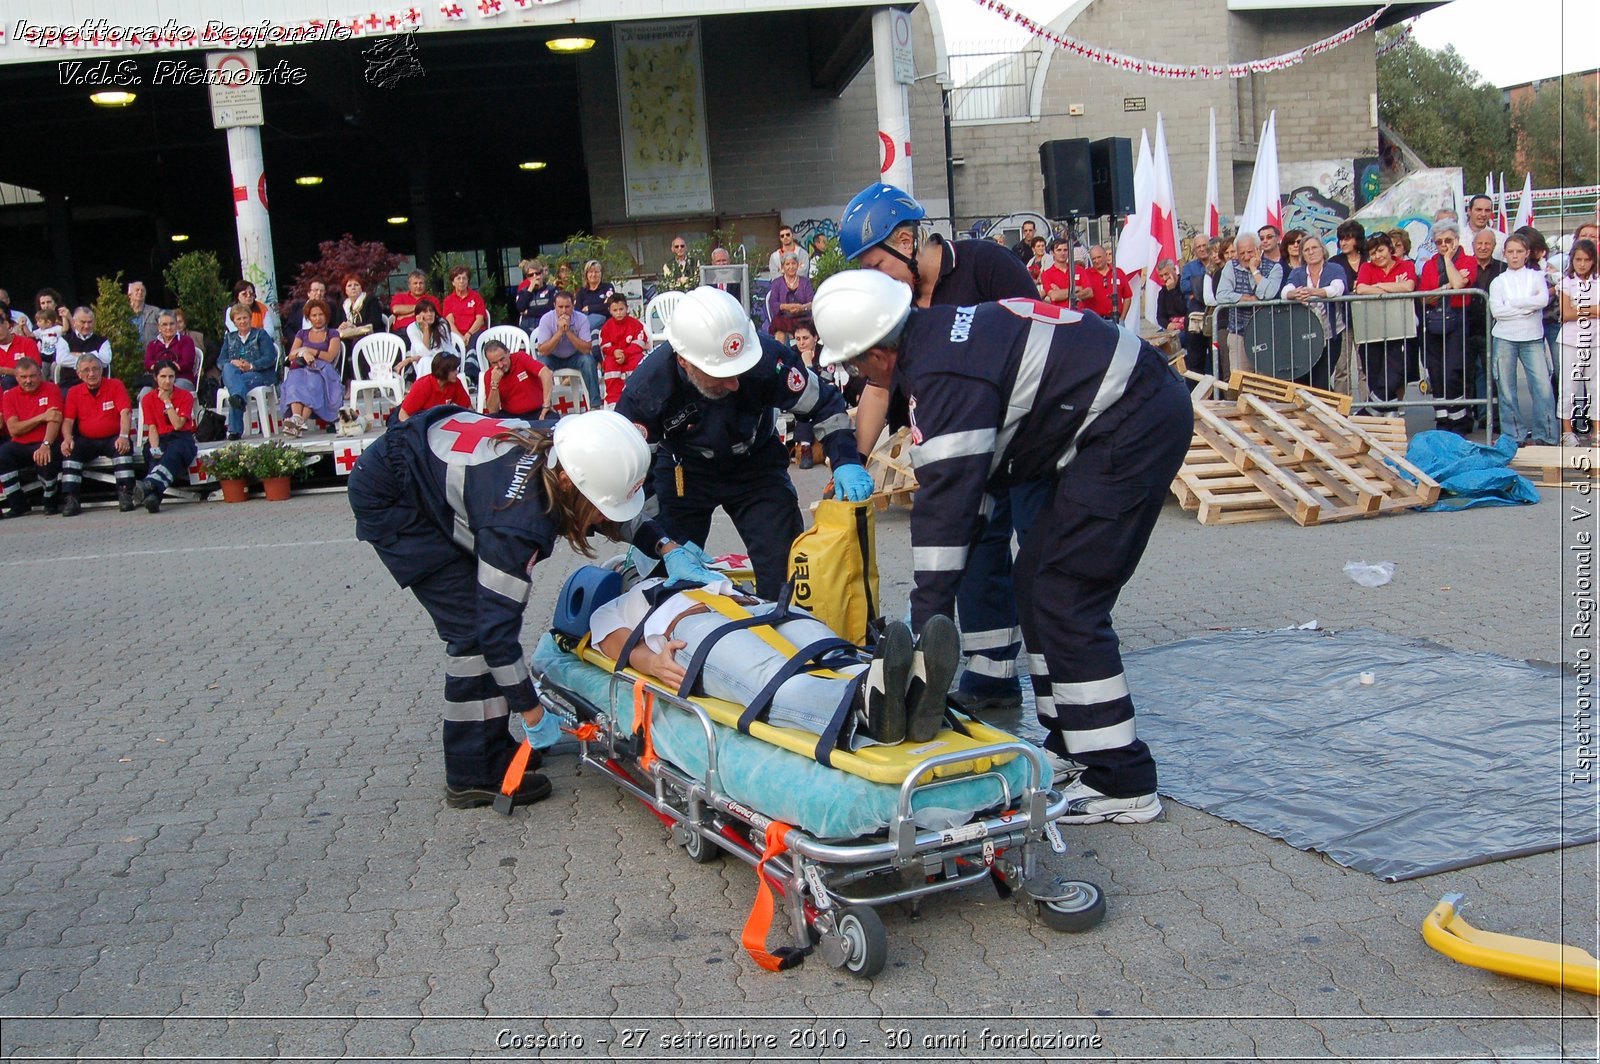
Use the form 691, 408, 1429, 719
663, 286, 762, 378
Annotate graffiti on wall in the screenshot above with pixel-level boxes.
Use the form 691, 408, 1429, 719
1280, 159, 1355, 246
791, 217, 840, 249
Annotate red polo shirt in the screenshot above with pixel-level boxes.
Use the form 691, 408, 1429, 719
0, 334, 40, 373
494, 352, 547, 416
1080, 266, 1132, 318
65, 379, 131, 438
2, 382, 63, 444
401, 375, 472, 416
1039, 265, 1075, 302
391, 292, 437, 332
1355, 259, 1418, 289
141, 389, 196, 436
442, 290, 486, 335
1418, 251, 1478, 308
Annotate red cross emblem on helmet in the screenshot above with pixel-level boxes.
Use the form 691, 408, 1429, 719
723, 332, 744, 358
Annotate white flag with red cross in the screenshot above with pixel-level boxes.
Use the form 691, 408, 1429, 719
333, 439, 367, 477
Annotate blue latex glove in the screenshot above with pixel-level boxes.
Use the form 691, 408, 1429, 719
664, 542, 723, 585
833, 463, 875, 502
522, 709, 563, 749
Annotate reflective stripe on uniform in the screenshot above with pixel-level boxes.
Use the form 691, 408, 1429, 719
790, 369, 821, 415
961, 654, 1018, 679
443, 694, 510, 722
913, 428, 997, 469
445, 463, 475, 552
1062, 716, 1138, 754
446, 654, 490, 677
811, 411, 852, 439
1052, 672, 1131, 706
913, 545, 968, 571
960, 625, 1022, 652
490, 660, 530, 687
1056, 326, 1142, 470
477, 557, 531, 604
989, 319, 1054, 476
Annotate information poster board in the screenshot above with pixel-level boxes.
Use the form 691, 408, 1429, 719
615, 20, 713, 218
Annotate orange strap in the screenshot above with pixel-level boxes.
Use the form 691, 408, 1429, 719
499, 738, 534, 798
631, 679, 657, 772
740, 821, 807, 972
568, 721, 602, 742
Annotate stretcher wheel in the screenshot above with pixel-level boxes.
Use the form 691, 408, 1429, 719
682, 825, 721, 863
1036, 880, 1105, 933
835, 906, 888, 979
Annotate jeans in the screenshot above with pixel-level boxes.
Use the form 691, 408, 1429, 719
541, 351, 602, 412
1492, 336, 1557, 444
669, 604, 871, 747
220, 363, 277, 435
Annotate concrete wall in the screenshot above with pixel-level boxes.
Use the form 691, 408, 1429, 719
949, 0, 1377, 235
576, 7, 948, 274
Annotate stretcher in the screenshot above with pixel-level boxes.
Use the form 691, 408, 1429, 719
527, 631, 1106, 978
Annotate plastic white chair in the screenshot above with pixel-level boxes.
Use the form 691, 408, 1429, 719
348, 333, 407, 417
545, 369, 592, 418
644, 291, 685, 347
477, 325, 530, 360
246, 386, 280, 436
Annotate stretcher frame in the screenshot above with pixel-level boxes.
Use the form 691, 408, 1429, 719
532, 665, 1105, 978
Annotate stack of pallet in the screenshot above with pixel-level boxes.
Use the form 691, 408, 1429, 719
1171, 372, 1440, 526
865, 428, 919, 510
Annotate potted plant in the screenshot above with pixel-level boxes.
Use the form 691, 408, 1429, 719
248, 440, 309, 502
202, 442, 256, 503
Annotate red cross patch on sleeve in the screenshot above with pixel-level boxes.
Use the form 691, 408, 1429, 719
786, 367, 805, 393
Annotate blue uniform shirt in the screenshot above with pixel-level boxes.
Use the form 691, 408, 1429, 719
615, 333, 857, 471
895, 299, 1166, 629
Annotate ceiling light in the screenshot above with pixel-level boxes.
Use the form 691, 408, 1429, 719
90, 91, 137, 107
387, 216, 410, 225
295, 176, 324, 186
170, 233, 190, 243
545, 37, 595, 53
518, 161, 548, 171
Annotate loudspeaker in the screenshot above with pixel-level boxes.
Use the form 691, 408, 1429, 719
1039, 139, 1095, 218
1090, 137, 1136, 218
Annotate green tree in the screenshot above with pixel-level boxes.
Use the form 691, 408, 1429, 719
91, 273, 141, 386
1377, 32, 1513, 191
1513, 74, 1598, 189
162, 250, 231, 356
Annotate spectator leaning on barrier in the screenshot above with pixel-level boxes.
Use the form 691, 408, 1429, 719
1466, 228, 1506, 426
59, 354, 135, 515
1465, 195, 1505, 262
1416, 220, 1478, 434
1283, 235, 1348, 391
0, 357, 64, 518
1353, 232, 1417, 411
1215, 232, 1284, 377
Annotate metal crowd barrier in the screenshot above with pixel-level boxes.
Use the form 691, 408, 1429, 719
1197, 287, 1506, 440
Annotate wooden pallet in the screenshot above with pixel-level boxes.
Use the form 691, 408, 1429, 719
865, 427, 919, 510
1173, 392, 1438, 526
1510, 445, 1600, 487
1228, 370, 1354, 415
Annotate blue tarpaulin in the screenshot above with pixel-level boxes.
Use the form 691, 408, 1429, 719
1401, 431, 1540, 510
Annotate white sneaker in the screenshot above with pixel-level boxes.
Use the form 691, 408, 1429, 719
1055, 778, 1162, 824
1561, 432, 1581, 448
1043, 750, 1085, 787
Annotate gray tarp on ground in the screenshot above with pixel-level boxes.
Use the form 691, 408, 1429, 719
1117, 628, 1592, 881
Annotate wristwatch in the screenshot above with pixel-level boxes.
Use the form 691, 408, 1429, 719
655, 535, 675, 557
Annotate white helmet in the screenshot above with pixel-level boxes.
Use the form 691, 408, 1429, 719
812, 270, 913, 368
550, 410, 649, 522
662, 286, 762, 378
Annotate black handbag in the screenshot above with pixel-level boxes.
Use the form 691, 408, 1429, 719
1423, 256, 1464, 334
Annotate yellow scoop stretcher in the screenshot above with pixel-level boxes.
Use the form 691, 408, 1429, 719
1422, 892, 1600, 996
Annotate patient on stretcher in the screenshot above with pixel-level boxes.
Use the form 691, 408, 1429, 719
588, 577, 959, 749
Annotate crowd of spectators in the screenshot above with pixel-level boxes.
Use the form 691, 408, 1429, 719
4, 207, 1593, 516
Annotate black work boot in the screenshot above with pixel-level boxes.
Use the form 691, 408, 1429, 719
905, 615, 959, 743
117, 485, 137, 512
856, 621, 912, 744
42, 495, 60, 516
60, 494, 82, 517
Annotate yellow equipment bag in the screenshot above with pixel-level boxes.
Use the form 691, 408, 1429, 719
788, 499, 878, 646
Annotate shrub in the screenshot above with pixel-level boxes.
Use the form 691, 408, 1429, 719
555, 233, 639, 289
91, 273, 142, 386
202, 441, 255, 480
162, 251, 231, 354
292, 234, 406, 300
808, 237, 855, 288
247, 439, 310, 479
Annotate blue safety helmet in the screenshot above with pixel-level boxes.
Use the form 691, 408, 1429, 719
553, 565, 623, 640
839, 183, 926, 261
